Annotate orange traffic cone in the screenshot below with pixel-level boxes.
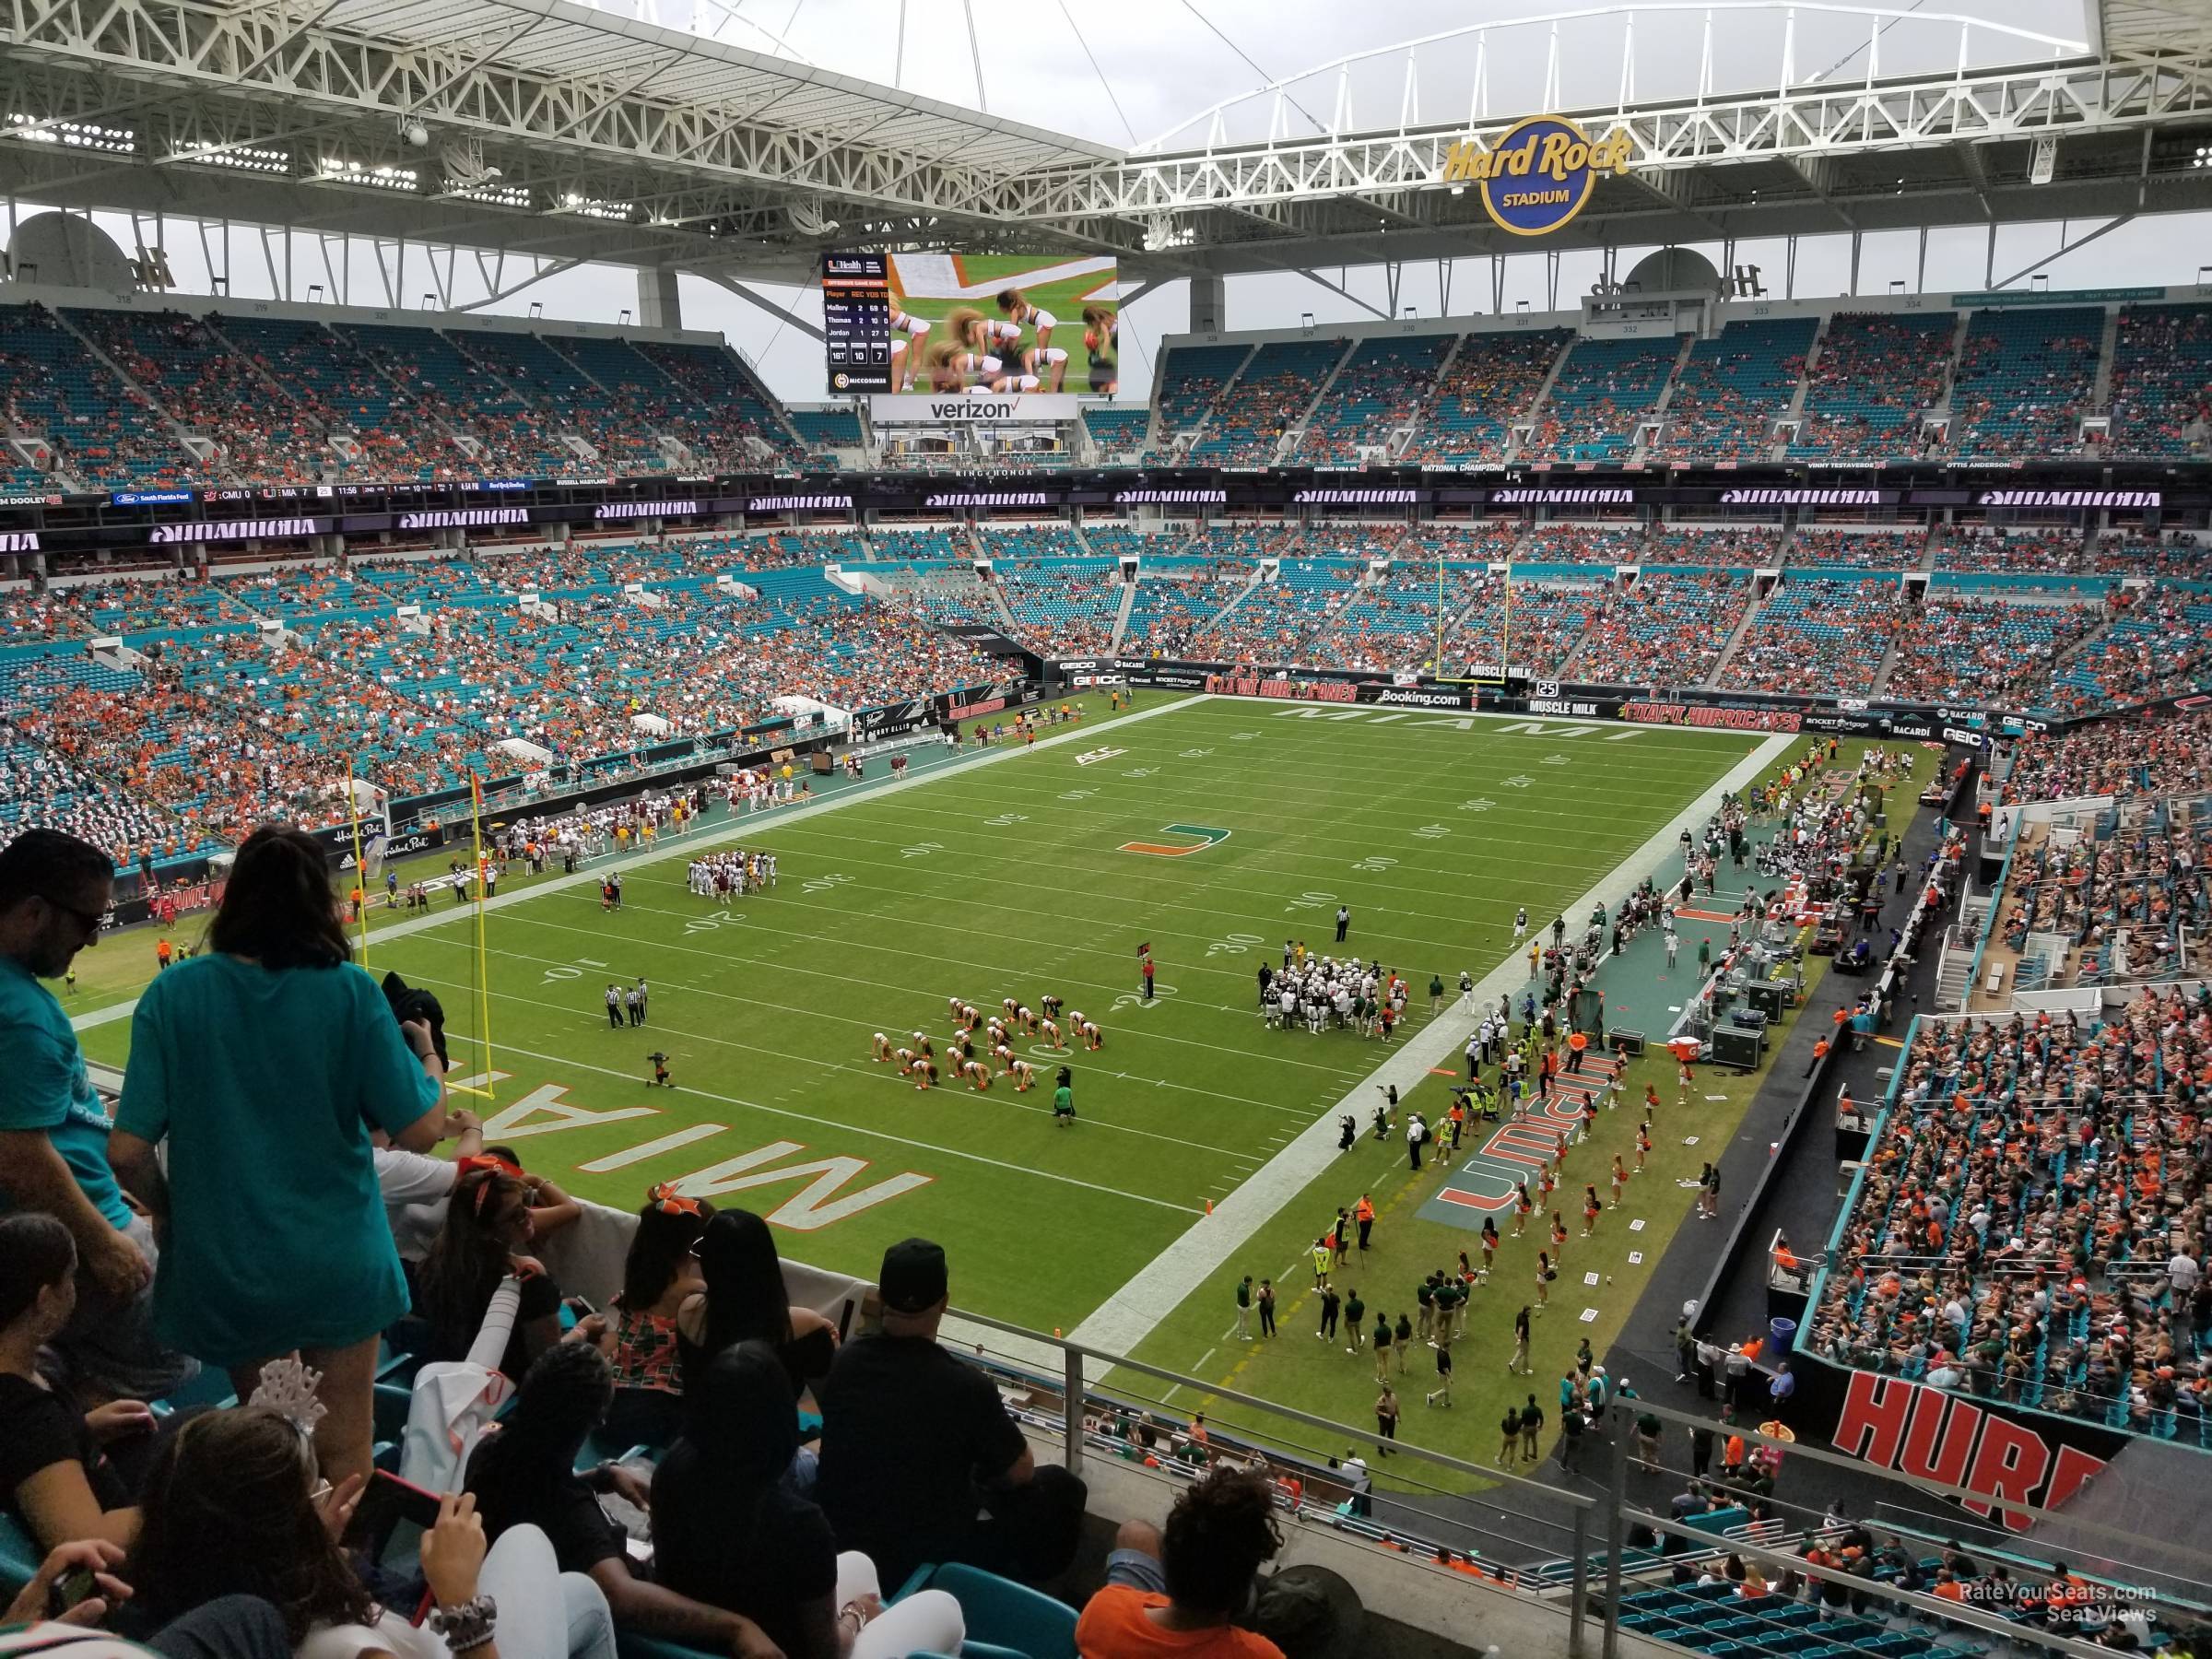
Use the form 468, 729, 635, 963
1205, 1198, 1214, 1215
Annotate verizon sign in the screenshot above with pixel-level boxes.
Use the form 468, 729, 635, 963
870, 394, 1080, 424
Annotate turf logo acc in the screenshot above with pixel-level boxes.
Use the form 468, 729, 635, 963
1439, 114, 1634, 237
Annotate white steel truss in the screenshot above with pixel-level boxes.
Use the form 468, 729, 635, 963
0, 0, 2208, 278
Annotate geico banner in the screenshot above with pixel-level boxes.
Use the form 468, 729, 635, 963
871, 394, 1080, 424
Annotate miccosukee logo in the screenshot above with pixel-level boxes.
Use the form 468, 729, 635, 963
1439, 114, 1634, 237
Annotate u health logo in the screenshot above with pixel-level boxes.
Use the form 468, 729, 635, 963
1440, 113, 1634, 237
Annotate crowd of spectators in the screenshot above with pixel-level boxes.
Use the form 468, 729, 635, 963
1714, 577, 1902, 696
2087, 533, 2212, 580
2044, 584, 2212, 715
1445, 575, 1607, 678
1520, 336, 1677, 464
1947, 307, 2101, 460
1644, 527, 1783, 570
1399, 329, 1569, 465
1145, 342, 1251, 460
0, 304, 191, 489
1885, 590, 2112, 708
1519, 524, 1646, 567
1786, 312, 1954, 462
1190, 339, 1348, 466
1999, 709, 2212, 808
1297, 335, 1452, 465
1651, 318, 1815, 464
67, 311, 331, 488
1809, 989, 2210, 1437
1928, 527, 2085, 574
1576, 571, 1752, 688
2103, 302, 2212, 459
1785, 529, 1924, 571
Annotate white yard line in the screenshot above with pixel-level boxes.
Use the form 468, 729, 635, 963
1064, 725, 1798, 1368
71, 694, 1198, 1037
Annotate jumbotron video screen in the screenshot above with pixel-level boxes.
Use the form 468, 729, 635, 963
822, 251, 1118, 396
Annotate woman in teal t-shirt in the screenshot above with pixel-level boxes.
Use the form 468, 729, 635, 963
111, 827, 447, 1488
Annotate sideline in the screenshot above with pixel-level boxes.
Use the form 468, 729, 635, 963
71, 693, 1196, 1036
1064, 723, 1798, 1367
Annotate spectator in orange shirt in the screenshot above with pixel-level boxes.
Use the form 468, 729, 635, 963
1806, 1035, 1830, 1078
1567, 1030, 1589, 1074
1077, 1466, 1286, 1658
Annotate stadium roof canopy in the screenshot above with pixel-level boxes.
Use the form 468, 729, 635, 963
3, 0, 2210, 287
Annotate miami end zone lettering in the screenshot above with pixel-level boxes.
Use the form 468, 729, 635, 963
476, 1077, 930, 1230
1832, 1370, 2105, 1530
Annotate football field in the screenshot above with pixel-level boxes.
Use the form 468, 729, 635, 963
77, 694, 1772, 1343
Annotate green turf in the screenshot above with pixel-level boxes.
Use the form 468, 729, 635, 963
1109, 738, 1922, 1487
76, 697, 1765, 1346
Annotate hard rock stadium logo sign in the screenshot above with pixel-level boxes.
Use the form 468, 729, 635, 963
1438, 113, 1635, 237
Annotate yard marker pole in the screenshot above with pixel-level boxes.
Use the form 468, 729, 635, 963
469, 769, 496, 1107
346, 764, 370, 967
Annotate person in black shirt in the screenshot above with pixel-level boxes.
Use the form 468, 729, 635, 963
0, 1215, 151, 1554
816, 1239, 1086, 1590
466, 1341, 781, 1657
654, 1342, 965, 1659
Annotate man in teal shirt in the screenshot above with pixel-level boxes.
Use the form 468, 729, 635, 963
0, 829, 194, 1398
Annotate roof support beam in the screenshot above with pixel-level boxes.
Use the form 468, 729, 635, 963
1293, 266, 1390, 323
1986, 213, 2134, 289
703, 274, 826, 340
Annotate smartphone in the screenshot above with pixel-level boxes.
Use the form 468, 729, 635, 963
347, 1469, 445, 1557
564, 1295, 597, 1319
49, 1566, 99, 1617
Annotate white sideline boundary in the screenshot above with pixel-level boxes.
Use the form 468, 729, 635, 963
1064, 720, 1798, 1368
71, 693, 1198, 1037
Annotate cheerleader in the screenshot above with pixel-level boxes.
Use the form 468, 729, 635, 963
996, 288, 1068, 393
1079, 1018, 1103, 1052
912, 1055, 938, 1090
961, 1058, 992, 1091
1008, 1056, 1036, 1092
872, 1032, 895, 1064
1080, 303, 1118, 395
1041, 1016, 1065, 1052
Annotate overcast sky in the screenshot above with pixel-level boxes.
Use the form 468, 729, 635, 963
23, 0, 2212, 403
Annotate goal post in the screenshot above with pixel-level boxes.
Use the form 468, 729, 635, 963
1429, 546, 1514, 688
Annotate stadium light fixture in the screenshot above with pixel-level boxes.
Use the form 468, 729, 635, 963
8, 112, 135, 154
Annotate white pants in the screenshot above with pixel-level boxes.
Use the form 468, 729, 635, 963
836, 1552, 966, 1659
480, 1524, 617, 1659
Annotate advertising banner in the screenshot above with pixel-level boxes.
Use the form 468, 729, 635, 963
872, 394, 1083, 424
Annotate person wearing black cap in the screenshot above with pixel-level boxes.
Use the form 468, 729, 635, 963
816, 1237, 1087, 1591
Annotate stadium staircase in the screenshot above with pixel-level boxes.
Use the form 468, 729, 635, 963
1629, 333, 1700, 465
1165, 343, 1257, 462
1108, 577, 1138, 652
1702, 582, 1771, 686
1188, 566, 1265, 639
1925, 310, 1972, 435
48, 308, 201, 479
1506, 334, 1578, 462
2093, 306, 2122, 409
1280, 336, 1362, 461
1384, 331, 1465, 460
1775, 316, 1826, 460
